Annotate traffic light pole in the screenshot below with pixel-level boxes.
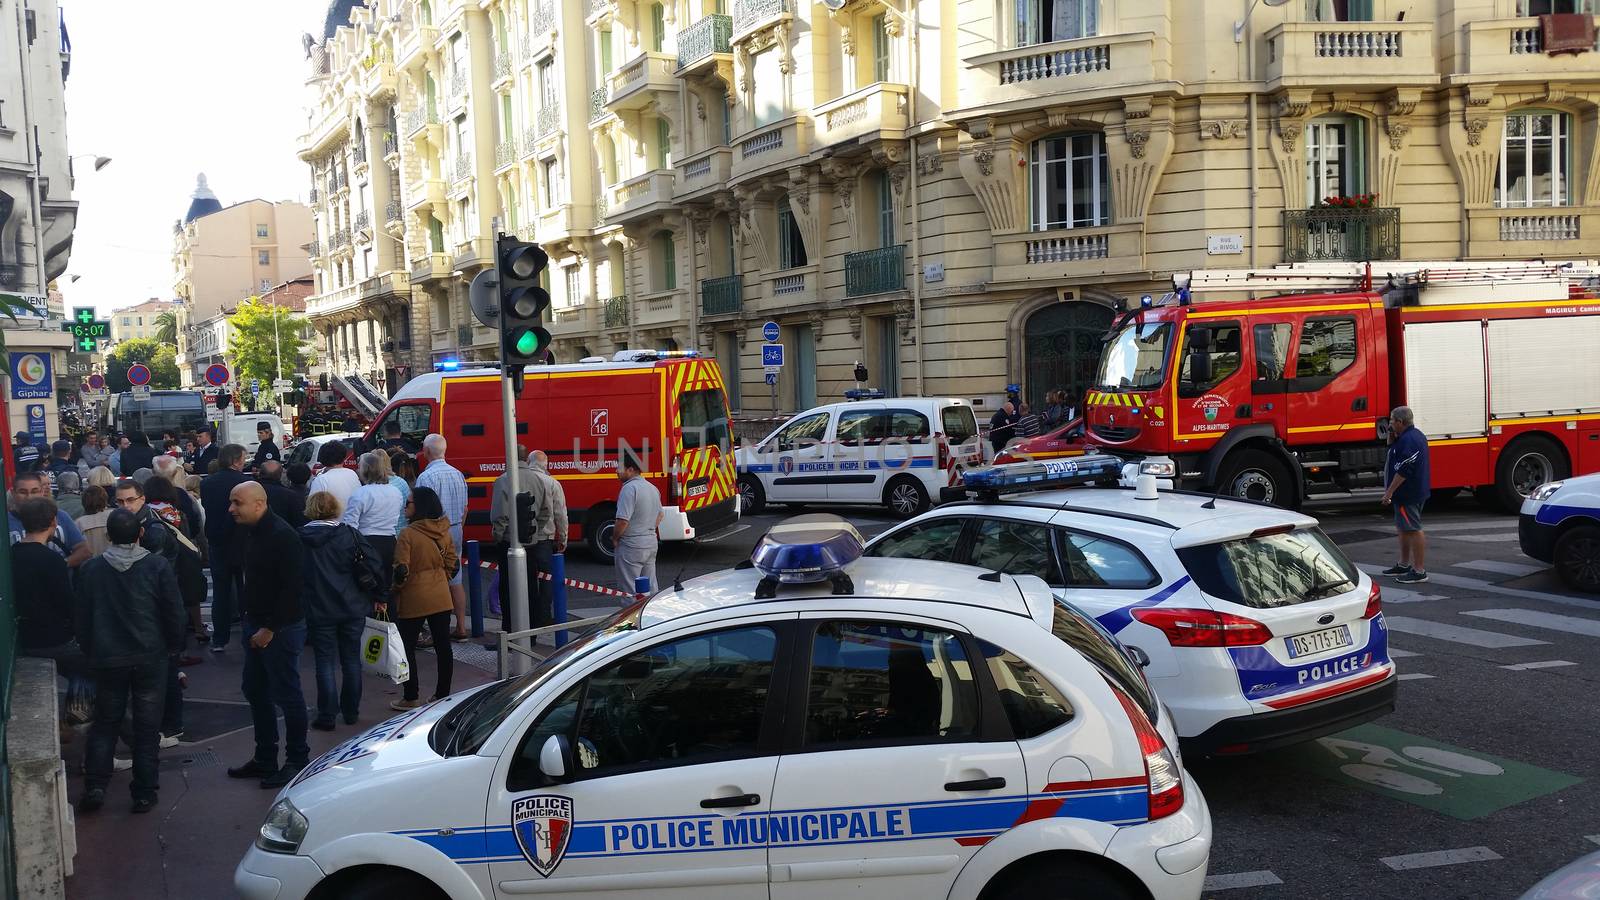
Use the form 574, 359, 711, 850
501, 367, 531, 676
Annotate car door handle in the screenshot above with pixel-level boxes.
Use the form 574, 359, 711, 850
700, 793, 762, 809
944, 777, 1006, 792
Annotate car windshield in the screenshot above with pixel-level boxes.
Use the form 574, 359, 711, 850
435, 602, 646, 756
1177, 527, 1358, 609
1095, 321, 1172, 391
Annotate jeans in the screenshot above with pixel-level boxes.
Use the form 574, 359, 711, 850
396, 611, 453, 702
208, 552, 241, 649
84, 660, 167, 800
161, 656, 183, 736
241, 618, 309, 767
495, 542, 554, 634
308, 618, 364, 724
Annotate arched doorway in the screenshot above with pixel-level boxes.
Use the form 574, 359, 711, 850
1023, 302, 1114, 412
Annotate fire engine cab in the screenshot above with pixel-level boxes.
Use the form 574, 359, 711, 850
1084, 260, 1600, 510
363, 351, 740, 559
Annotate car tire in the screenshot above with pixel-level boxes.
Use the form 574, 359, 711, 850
585, 506, 617, 563
884, 475, 930, 518
737, 474, 766, 516
1554, 525, 1600, 594
1487, 435, 1569, 512
981, 858, 1141, 900
316, 869, 447, 900
1217, 448, 1296, 508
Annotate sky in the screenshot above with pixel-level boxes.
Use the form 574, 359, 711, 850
59, 0, 332, 319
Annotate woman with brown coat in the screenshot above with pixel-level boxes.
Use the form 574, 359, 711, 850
387, 486, 458, 710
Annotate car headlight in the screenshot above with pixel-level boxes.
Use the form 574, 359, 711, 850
256, 798, 310, 854
1532, 481, 1565, 502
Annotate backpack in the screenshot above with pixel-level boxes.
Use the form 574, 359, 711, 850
347, 526, 386, 597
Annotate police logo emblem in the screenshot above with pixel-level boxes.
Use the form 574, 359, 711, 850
778, 455, 795, 475
513, 795, 575, 876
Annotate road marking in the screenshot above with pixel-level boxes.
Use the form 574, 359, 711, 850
1499, 660, 1577, 671
1385, 616, 1549, 648
1464, 608, 1600, 638
1202, 871, 1283, 891
1452, 559, 1546, 578
1382, 588, 1448, 604
1357, 564, 1600, 612
1398, 673, 1435, 681
1440, 533, 1519, 544
1587, 835, 1600, 847
1408, 520, 1522, 533
1389, 648, 1419, 658
1380, 846, 1502, 871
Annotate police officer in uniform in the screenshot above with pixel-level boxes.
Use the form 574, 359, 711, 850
12, 431, 41, 475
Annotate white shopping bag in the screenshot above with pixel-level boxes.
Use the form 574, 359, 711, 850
362, 615, 410, 684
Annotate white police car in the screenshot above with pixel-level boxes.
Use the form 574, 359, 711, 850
1520, 474, 1600, 593
867, 457, 1397, 756
235, 516, 1212, 900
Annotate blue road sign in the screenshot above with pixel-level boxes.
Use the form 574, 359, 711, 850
765, 372, 778, 386
762, 321, 780, 343
762, 343, 784, 368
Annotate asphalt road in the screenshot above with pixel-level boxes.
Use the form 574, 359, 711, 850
552, 494, 1600, 899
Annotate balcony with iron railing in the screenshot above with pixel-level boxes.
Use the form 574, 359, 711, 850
383, 132, 399, 159
590, 87, 610, 122
403, 106, 438, 137
307, 239, 323, 258
331, 228, 352, 250
678, 14, 732, 72
384, 200, 404, 227
603, 296, 630, 328
448, 71, 469, 106
608, 52, 679, 111
354, 210, 372, 234
587, 0, 611, 21
521, 125, 541, 159
844, 245, 906, 298
454, 153, 473, 183
493, 51, 512, 84
531, 1, 556, 35
700, 275, 742, 316
496, 139, 518, 171
309, 187, 321, 205
538, 104, 562, 138
1282, 207, 1400, 263
732, 0, 790, 37
1264, 21, 1435, 89
334, 169, 349, 192
353, 144, 368, 166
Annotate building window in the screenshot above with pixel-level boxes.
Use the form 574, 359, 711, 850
870, 170, 894, 247
256, 224, 269, 238
1305, 116, 1366, 206
258, 250, 271, 266
1029, 132, 1110, 231
793, 324, 816, 409
1016, 0, 1095, 47
653, 231, 677, 290
600, 29, 613, 74
1307, 0, 1373, 20
1520, 0, 1596, 13
651, 2, 666, 52
428, 214, 444, 253
752, 49, 784, 127
121, 316, 130, 326
656, 118, 671, 169
722, 94, 733, 145
565, 265, 582, 306
541, 158, 560, 207
538, 59, 558, 111
721, 331, 741, 410
777, 196, 807, 268
874, 315, 899, 392
871, 14, 890, 82
506, 183, 519, 230
1498, 111, 1570, 208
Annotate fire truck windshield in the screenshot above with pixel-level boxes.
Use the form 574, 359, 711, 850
1095, 321, 1172, 391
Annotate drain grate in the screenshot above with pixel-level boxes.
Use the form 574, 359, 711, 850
159, 749, 219, 771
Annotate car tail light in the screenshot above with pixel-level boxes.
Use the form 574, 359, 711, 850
1107, 679, 1184, 821
1130, 607, 1272, 647
1363, 582, 1382, 619
935, 434, 950, 471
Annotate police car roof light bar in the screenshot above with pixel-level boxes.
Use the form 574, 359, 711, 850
750, 515, 863, 598
953, 455, 1127, 502
843, 388, 886, 401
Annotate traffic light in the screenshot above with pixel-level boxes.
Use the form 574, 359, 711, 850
496, 234, 551, 382
514, 491, 536, 543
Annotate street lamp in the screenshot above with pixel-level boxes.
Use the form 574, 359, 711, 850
69, 153, 112, 172
1234, 0, 1289, 42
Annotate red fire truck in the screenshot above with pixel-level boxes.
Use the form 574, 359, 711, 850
1082, 260, 1600, 510
363, 351, 739, 558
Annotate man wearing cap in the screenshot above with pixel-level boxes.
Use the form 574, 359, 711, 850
250, 422, 281, 471
12, 431, 41, 475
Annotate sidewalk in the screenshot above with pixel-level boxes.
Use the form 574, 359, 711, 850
63, 629, 496, 900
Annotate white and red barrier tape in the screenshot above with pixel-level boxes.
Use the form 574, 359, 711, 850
471, 558, 640, 600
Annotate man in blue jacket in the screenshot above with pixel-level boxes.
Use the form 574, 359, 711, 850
1381, 405, 1431, 585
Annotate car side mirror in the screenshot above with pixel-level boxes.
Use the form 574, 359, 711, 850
1067, 426, 1085, 441
1188, 349, 1213, 386
539, 734, 575, 783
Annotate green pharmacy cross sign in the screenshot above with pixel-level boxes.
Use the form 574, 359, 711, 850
62, 307, 111, 353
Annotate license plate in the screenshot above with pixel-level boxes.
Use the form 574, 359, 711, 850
1285, 624, 1352, 658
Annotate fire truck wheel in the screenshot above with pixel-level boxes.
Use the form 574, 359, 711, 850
1488, 435, 1569, 512
738, 475, 766, 516
1554, 525, 1600, 594
585, 507, 618, 562
1424, 487, 1461, 509
1217, 449, 1295, 508
884, 475, 931, 518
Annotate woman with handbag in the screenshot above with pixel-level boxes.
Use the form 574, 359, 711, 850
341, 452, 405, 598
300, 491, 384, 729
388, 486, 457, 711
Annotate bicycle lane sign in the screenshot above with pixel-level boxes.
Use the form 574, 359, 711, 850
1276, 723, 1582, 820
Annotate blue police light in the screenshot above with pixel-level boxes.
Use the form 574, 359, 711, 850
844, 388, 886, 401
750, 514, 863, 597
437, 358, 461, 371
1140, 294, 1154, 308
951, 454, 1126, 500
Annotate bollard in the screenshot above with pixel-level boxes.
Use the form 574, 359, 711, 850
552, 552, 569, 647
635, 576, 651, 601
466, 540, 484, 638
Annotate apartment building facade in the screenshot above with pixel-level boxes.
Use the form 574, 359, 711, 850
109, 298, 179, 344
313, 0, 1600, 412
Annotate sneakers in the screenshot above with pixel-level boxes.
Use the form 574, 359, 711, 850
112, 756, 132, 772
159, 732, 183, 749
77, 789, 105, 814
259, 763, 305, 790
1381, 563, 1414, 577
227, 758, 278, 780
1395, 570, 1430, 584
390, 698, 423, 711
209, 644, 226, 654
131, 796, 158, 814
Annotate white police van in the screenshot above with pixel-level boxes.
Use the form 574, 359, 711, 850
1519, 474, 1600, 593
735, 394, 984, 518
867, 457, 1397, 757
236, 516, 1212, 900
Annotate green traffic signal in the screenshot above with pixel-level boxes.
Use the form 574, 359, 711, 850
514, 329, 542, 355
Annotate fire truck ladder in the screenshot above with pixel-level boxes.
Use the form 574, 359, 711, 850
1175, 259, 1600, 297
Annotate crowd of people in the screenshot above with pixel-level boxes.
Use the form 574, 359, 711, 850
985, 390, 1082, 454
8, 423, 580, 812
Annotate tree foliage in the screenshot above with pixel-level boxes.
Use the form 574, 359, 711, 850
153, 310, 178, 345
227, 296, 310, 387
105, 338, 181, 392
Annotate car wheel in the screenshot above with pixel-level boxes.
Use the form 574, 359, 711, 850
884, 476, 930, 518
585, 507, 617, 562
314, 869, 447, 900
1217, 449, 1297, 508
1488, 435, 1569, 512
737, 474, 766, 516
981, 859, 1140, 900
1554, 525, 1600, 594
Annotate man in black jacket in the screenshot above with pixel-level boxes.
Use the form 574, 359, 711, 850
119, 432, 158, 477
189, 426, 219, 475
224, 481, 309, 788
257, 460, 306, 528
75, 509, 184, 814
251, 422, 281, 471
200, 445, 251, 652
